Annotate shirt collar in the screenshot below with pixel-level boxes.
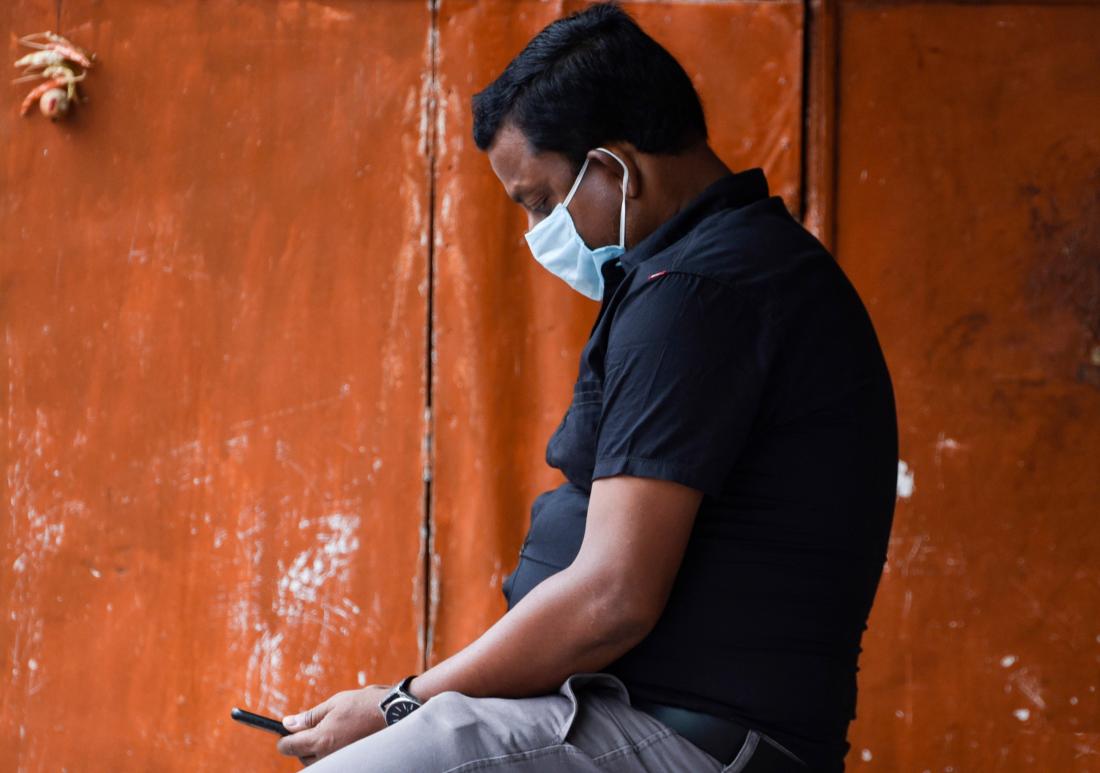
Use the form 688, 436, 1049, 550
615, 167, 770, 271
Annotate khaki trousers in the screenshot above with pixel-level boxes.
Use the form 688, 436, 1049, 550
303, 672, 785, 772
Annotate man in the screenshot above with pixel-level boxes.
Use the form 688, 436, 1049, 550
275, 4, 897, 771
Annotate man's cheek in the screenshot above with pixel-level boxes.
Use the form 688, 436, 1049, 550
573, 214, 610, 249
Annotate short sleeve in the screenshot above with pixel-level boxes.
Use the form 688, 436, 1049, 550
591, 271, 768, 499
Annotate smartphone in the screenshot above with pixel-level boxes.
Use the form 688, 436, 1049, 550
231, 706, 291, 736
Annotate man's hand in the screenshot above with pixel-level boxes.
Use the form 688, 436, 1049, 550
275, 684, 391, 766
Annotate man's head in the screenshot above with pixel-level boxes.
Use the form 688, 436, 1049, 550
473, 2, 724, 251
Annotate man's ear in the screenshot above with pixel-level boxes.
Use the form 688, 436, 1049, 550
586, 143, 642, 200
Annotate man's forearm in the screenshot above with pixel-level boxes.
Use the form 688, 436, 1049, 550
406, 564, 650, 702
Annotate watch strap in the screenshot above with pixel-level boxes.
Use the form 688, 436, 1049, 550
392, 674, 420, 702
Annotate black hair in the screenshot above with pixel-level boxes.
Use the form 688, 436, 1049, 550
471, 2, 707, 167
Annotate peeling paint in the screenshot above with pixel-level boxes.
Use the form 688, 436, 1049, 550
896, 460, 915, 499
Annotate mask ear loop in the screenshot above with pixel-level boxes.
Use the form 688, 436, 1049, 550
562, 157, 592, 209
594, 147, 629, 249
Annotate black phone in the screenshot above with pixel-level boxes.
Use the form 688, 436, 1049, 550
230, 706, 291, 736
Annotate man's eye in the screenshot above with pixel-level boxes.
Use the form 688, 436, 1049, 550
532, 199, 553, 216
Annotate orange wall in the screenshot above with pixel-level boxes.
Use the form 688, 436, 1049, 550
1, 1, 1096, 771
836, 3, 1100, 769
2, 1, 430, 768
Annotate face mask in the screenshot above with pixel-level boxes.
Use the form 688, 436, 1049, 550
524, 147, 628, 301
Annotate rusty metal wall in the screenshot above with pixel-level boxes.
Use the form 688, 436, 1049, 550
835, 2, 1100, 769
1, 1, 431, 769
2, 0, 1097, 771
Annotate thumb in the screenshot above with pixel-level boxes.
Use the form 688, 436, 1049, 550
283, 699, 330, 732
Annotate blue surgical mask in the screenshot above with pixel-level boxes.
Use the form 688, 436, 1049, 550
524, 147, 628, 301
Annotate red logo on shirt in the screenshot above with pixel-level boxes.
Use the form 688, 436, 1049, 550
647, 270, 669, 281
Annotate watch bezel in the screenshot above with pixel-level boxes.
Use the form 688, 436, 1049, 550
382, 696, 420, 724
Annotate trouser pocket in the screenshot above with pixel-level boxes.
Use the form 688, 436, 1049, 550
553, 672, 633, 745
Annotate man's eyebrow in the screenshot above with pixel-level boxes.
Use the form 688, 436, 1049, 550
509, 187, 532, 204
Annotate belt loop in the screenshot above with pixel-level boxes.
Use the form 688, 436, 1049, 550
725, 730, 759, 772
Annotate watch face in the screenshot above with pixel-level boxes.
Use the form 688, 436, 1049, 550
384, 698, 419, 724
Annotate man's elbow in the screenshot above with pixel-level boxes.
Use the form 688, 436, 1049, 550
582, 572, 665, 651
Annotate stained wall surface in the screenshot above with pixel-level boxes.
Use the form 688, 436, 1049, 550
2, 1, 431, 769
1, 0, 1097, 771
836, 3, 1100, 769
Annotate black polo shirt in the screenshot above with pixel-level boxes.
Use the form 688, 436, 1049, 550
501, 168, 898, 772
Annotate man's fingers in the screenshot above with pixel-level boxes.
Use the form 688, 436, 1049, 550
276, 729, 316, 758
282, 708, 310, 732
284, 698, 330, 731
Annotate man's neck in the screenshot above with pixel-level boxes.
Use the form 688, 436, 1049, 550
640, 143, 733, 239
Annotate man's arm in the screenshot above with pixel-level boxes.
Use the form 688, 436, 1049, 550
408, 473, 704, 701
275, 473, 702, 762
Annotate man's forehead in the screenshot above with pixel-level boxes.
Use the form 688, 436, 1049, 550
488, 124, 571, 199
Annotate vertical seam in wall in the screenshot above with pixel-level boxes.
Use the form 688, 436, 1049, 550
420, 0, 440, 675
799, 0, 811, 223
56, 0, 62, 30
801, 0, 839, 252
831, 1, 842, 257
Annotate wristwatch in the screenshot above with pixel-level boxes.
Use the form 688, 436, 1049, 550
378, 674, 423, 726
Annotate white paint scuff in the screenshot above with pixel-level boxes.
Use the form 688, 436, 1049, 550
245, 629, 288, 712
230, 502, 366, 713
935, 434, 963, 453
1010, 668, 1047, 711
277, 512, 361, 608
897, 460, 915, 499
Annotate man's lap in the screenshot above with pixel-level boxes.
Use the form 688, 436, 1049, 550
302, 672, 725, 772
